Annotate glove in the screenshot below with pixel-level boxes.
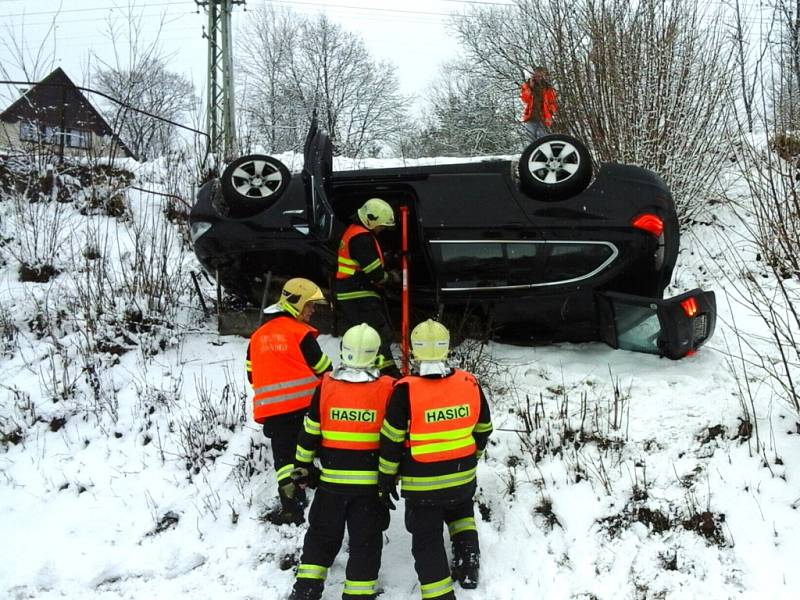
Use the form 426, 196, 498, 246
378, 473, 399, 510
387, 269, 402, 285
290, 464, 321, 489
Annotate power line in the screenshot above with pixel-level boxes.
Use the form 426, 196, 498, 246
0, 1, 196, 19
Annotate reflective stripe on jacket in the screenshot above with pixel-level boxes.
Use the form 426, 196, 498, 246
319, 373, 394, 451
336, 224, 384, 280
403, 369, 480, 463
250, 316, 321, 422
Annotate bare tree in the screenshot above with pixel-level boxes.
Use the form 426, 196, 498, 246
404, 59, 521, 157
451, 0, 737, 224
91, 9, 197, 161
236, 9, 409, 158
236, 4, 304, 153
772, 0, 800, 130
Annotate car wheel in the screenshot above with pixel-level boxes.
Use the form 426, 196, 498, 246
221, 154, 290, 215
519, 135, 593, 200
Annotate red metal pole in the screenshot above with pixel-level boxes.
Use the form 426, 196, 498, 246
400, 205, 410, 375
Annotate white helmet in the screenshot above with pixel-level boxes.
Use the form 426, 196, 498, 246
340, 323, 381, 368
410, 319, 450, 362
357, 198, 395, 230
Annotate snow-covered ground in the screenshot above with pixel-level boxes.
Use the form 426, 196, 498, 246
0, 155, 798, 600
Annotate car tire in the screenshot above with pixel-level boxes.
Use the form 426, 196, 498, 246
519, 134, 593, 200
221, 154, 291, 216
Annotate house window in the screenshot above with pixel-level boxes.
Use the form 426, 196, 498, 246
19, 122, 40, 142
39, 126, 91, 149
66, 129, 91, 149
44, 126, 63, 144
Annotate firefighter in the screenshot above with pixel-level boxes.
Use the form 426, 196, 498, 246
288, 323, 396, 600
378, 319, 493, 599
334, 197, 401, 378
247, 277, 332, 525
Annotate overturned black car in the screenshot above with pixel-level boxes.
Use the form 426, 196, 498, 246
189, 121, 715, 359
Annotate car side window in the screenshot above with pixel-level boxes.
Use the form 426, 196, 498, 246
430, 240, 617, 291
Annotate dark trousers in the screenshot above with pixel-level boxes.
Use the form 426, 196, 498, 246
337, 297, 397, 374
263, 412, 306, 509
292, 489, 389, 600
405, 499, 480, 599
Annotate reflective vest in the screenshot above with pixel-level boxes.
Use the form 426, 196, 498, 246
404, 369, 481, 463
250, 316, 320, 423
319, 373, 394, 450
336, 224, 384, 280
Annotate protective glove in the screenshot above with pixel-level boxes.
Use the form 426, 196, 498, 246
290, 464, 321, 489
378, 473, 399, 510
387, 269, 402, 285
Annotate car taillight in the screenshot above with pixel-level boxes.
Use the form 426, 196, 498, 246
632, 213, 664, 237
681, 297, 698, 317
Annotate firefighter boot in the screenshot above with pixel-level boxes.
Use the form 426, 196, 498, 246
266, 483, 305, 526
287, 579, 323, 600
452, 550, 479, 589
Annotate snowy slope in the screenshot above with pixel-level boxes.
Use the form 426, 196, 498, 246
0, 156, 798, 600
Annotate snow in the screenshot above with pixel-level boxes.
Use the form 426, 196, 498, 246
1, 153, 800, 600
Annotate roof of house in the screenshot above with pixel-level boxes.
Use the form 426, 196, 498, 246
0, 67, 135, 158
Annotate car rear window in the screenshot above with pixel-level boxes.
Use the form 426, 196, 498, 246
430, 240, 617, 290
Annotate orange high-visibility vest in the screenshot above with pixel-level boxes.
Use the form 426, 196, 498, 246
403, 369, 481, 463
319, 373, 394, 450
520, 81, 558, 127
336, 224, 384, 280
250, 316, 321, 423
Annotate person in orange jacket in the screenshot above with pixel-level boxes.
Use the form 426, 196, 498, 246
378, 320, 493, 599
247, 277, 332, 526
289, 323, 395, 600
519, 66, 558, 141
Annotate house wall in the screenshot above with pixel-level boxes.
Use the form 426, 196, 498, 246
0, 120, 133, 159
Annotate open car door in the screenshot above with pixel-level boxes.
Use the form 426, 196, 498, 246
302, 116, 335, 241
597, 288, 716, 359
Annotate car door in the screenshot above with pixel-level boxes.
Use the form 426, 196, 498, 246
417, 168, 542, 301
302, 117, 335, 242
596, 289, 716, 359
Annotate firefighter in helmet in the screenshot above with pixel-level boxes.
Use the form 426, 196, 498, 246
334, 197, 401, 378
246, 277, 332, 525
288, 323, 396, 600
378, 320, 493, 599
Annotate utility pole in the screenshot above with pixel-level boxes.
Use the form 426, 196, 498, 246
195, 0, 245, 164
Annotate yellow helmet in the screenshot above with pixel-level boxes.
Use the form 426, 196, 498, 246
278, 277, 326, 317
357, 198, 395, 230
340, 323, 381, 368
410, 319, 450, 362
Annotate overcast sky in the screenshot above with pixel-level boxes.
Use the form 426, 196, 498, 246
0, 0, 511, 112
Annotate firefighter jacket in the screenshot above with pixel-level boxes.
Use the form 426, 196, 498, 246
520, 80, 558, 127
334, 223, 389, 302
378, 368, 493, 504
295, 370, 396, 493
246, 310, 332, 423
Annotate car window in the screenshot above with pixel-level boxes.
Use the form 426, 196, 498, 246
540, 243, 616, 284
430, 240, 617, 291
612, 302, 662, 354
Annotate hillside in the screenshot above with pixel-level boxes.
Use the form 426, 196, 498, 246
0, 154, 798, 600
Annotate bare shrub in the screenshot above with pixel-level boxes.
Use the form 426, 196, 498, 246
175, 369, 247, 479
450, 0, 735, 224
0, 301, 19, 357
2, 168, 73, 280
515, 374, 630, 495
228, 435, 271, 508
0, 386, 37, 450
